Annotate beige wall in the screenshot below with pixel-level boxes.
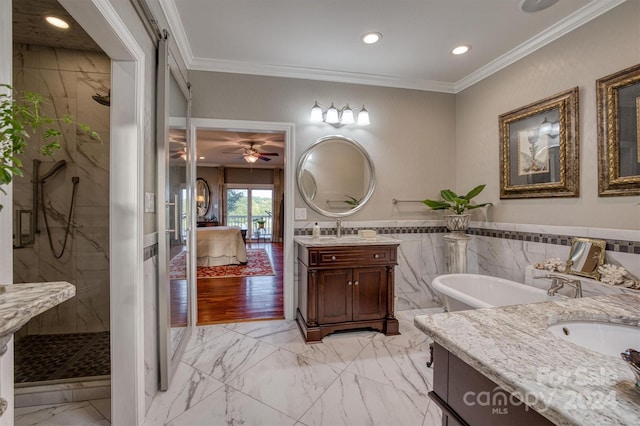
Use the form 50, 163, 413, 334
456, 0, 640, 230
189, 72, 457, 221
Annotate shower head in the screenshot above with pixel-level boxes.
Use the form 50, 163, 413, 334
39, 160, 67, 182
92, 91, 110, 107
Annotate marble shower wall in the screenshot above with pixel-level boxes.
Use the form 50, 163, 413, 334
295, 220, 640, 310
12, 43, 110, 335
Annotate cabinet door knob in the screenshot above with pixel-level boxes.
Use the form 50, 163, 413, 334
374, 254, 380, 259
348, 281, 352, 286
354, 281, 359, 286
331, 255, 336, 261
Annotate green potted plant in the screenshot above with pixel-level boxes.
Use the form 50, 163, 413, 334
0, 84, 100, 210
422, 184, 492, 231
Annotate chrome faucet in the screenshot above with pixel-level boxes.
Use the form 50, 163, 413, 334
535, 274, 582, 298
336, 220, 342, 237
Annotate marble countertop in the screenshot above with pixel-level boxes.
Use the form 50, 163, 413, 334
0, 282, 76, 345
414, 293, 640, 425
294, 235, 400, 247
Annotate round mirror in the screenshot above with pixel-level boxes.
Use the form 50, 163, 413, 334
297, 135, 375, 217
196, 177, 210, 217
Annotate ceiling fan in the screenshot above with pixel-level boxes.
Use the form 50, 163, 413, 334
169, 139, 186, 160
223, 141, 280, 163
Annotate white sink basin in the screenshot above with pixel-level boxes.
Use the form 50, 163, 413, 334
547, 321, 640, 358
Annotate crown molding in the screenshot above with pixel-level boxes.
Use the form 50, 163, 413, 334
188, 56, 457, 93
161, 0, 626, 94
454, 0, 627, 92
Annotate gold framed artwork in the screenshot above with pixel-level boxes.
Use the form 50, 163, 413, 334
499, 87, 579, 199
596, 63, 640, 196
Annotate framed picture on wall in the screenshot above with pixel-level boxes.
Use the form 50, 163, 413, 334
499, 87, 579, 199
596, 63, 640, 196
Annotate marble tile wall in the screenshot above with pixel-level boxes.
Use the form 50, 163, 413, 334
143, 235, 159, 412
295, 220, 640, 310
12, 44, 111, 335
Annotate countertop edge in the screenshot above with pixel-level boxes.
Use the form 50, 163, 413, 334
0, 282, 76, 339
414, 293, 640, 426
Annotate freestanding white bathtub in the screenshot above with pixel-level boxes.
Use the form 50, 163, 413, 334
432, 273, 562, 312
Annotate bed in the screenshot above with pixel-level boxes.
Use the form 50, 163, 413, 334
196, 226, 247, 266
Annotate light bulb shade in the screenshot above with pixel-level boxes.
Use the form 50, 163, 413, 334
310, 102, 323, 122
244, 153, 259, 163
357, 106, 370, 125
197, 195, 205, 202
341, 105, 354, 124
326, 103, 339, 123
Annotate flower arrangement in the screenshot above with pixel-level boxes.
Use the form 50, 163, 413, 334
598, 264, 640, 289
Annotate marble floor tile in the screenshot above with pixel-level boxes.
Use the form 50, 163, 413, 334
226, 348, 341, 419
374, 316, 431, 352
143, 362, 224, 425
15, 401, 109, 425
224, 319, 301, 347
185, 324, 230, 350
346, 339, 433, 397
182, 329, 277, 383
299, 371, 429, 426
88, 398, 110, 422
280, 332, 372, 370
167, 385, 297, 426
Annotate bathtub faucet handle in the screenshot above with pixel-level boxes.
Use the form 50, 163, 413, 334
535, 274, 582, 298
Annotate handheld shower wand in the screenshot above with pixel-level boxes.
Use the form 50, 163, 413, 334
39, 160, 67, 182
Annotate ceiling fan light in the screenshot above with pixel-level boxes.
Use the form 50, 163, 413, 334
310, 101, 323, 122
326, 103, 339, 123
244, 152, 259, 163
341, 105, 354, 125
357, 105, 370, 125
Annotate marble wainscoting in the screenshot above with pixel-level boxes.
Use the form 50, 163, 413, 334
295, 220, 640, 309
466, 222, 640, 294
12, 43, 111, 335
143, 234, 159, 412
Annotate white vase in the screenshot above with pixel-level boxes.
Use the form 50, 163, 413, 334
445, 214, 470, 232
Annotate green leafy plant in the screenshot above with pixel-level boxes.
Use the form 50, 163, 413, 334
0, 84, 100, 209
422, 184, 492, 215
344, 195, 361, 207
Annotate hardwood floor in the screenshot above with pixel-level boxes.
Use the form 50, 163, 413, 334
197, 241, 284, 325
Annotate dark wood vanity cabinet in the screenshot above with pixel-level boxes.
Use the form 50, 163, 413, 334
296, 243, 400, 343
430, 343, 554, 426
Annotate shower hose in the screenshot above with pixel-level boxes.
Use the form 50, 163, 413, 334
40, 176, 79, 259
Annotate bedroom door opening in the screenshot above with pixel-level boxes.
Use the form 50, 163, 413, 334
225, 186, 273, 242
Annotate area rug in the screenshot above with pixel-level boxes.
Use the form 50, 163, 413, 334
170, 249, 275, 279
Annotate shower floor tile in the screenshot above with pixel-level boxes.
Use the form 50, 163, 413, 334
15, 332, 111, 383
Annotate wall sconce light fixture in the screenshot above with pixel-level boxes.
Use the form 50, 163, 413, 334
310, 101, 370, 128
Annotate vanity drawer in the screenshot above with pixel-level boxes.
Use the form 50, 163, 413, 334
307, 246, 396, 267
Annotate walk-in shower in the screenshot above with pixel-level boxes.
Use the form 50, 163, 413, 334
12, 0, 112, 402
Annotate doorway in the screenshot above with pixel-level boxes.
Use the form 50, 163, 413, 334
191, 119, 295, 325
226, 186, 274, 242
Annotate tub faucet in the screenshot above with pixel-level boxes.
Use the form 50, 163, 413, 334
536, 274, 582, 298
336, 220, 342, 237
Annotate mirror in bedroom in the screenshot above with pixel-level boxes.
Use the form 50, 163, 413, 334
297, 135, 375, 217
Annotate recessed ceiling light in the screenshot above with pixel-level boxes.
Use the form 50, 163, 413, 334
199, 156, 205, 160
451, 45, 471, 55
45, 16, 70, 29
520, 0, 559, 13
362, 32, 382, 45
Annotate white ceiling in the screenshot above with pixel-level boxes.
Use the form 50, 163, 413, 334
161, 0, 625, 93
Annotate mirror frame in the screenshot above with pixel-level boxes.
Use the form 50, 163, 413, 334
597, 62, 640, 196
565, 237, 607, 280
196, 177, 210, 217
297, 135, 375, 218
